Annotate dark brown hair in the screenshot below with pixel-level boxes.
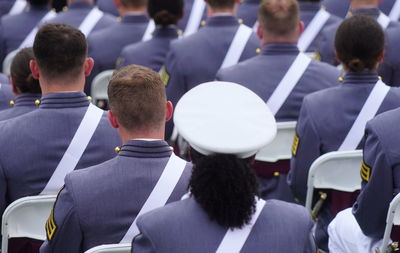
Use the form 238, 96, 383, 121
33, 23, 87, 80
258, 0, 299, 36
335, 15, 384, 72
108, 65, 166, 131
148, 0, 183, 26
11, 48, 41, 94
120, 0, 146, 8
206, 0, 236, 9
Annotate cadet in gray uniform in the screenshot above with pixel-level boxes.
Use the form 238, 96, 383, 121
0, 24, 120, 221
0, 48, 41, 121
237, 0, 260, 27
96, 0, 118, 16
216, 0, 339, 202
163, 0, 259, 138
87, 0, 152, 88
132, 81, 316, 253
289, 15, 400, 252
118, 0, 183, 72
0, 78, 14, 111
40, 65, 192, 253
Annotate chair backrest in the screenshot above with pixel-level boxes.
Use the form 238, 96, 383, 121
305, 150, 363, 211
91, 70, 114, 104
380, 193, 400, 253
1, 195, 57, 253
2, 49, 19, 76
84, 243, 131, 253
255, 121, 296, 162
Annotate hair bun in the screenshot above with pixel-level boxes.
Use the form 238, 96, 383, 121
348, 58, 365, 72
153, 10, 178, 26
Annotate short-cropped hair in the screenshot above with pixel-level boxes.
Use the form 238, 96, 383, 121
258, 0, 299, 36
108, 65, 166, 131
120, 0, 146, 8
33, 23, 87, 80
206, 0, 236, 9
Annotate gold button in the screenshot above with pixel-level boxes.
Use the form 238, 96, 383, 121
117, 17, 122, 22
9, 100, 14, 106
338, 76, 344, 82
115, 146, 121, 153
256, 48, 261, 54
273, 172, 280, 177
378, 76, 382, 80
169, 146, 174, 152
62, 6, 68, 11
87, 96, 92, 102
201, 20, 206, 26
177, 29, 183, 36
35, 99, 41, 106
238, 18, 243, 24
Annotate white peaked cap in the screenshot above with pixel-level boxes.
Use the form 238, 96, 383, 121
173, 81, 277, 158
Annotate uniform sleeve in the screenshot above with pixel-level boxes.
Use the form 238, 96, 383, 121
0, 162, 7, 218
40, 183, 83, 253
288, 97, 321, 203
316, 28, 337, 66
352, 122, 394, 238
131, 218, 157, 253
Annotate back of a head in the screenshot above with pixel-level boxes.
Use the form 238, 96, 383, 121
119, 0, 146, 9
28, 0, 51, 6
11, 48, 41, 94
206, 0, 236, 9
108, 65, 166, 132
258, 0, 299, 37
33, 23, 87, 81
148, 0, 184, 26
335, 15, 384, 72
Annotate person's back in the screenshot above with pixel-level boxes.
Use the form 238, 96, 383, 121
0, 78, 14, 111
321, 0, 349, 18
87, 0, 152, 86
118, 0, 182, 72
237, 0, 260, 27
0, 48, 41, 121
0, 24, 120, 219
96, 0, 118, 16
0, 0, 55, 62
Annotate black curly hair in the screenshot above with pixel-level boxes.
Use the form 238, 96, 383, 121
189, 148, 259, 229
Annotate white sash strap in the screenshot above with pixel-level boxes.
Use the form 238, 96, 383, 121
389, 0, 400, 21
216, 199, 266, 253
184, 0, 206, 36
142, 20, 155, 42
79, 7, 104, 37
220, 24, 252, 70
120, 153, 187, 243
252, 21, 258, 33
377, 12, 391, 30
8, 0, 27, 15
267, 53, 312, 115
338, 80, 390, 151
40, 104, 104, 195
19, 11, 56, 49
298, 9, 330, 52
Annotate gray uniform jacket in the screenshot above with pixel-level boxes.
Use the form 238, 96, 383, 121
0, 93, 41, 121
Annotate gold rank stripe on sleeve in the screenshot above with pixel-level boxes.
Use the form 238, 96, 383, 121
292, 134, 300, 156
159, 65, 170, 86
360, 161, 371, 182
46, 208, 57, 240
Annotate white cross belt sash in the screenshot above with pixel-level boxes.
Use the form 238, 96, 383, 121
377, 12, 391, 30
120, 153, 187, 243
79, 7, 104, 37
338, 80, 390, 151
40, 103, 104, 195
389, 0, 400, 21
216, 198, 266, 253
8, 0, 27, 15
184, 0, 206, 36
219, 24, 253, 70
298, 8, 330, 52
19, 11, 57, 49
267, 53, 312, 115
142, 20, 155, 42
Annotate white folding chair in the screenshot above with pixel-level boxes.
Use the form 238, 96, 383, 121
84, 243, 131, 253
2, 49, 19, 76
91, 70, 114, 104
379, 193, 400, 253
1, 195, 57, 253
305, 150, 363, 212
255, 121, 296, 162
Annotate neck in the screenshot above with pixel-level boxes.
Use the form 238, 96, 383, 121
39, 77, 85, 95
119, 6, 146, 16
118, 126, 165, 143
351, 1, 378, 9
262, 35, 298, 45
208, 6, 237, 17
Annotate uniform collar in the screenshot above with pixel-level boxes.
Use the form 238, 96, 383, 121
349, 7, 381, 19
205, 15, 240, 27
342, 70, 379, 85
120, 14, 149, 23
118, 139, 173, 158
68, 2, 93, 10
12, 93, 41, 107
39, 92, 90, 109
242, 0, 261, 3
299, 2, 321, 12
153, 26, 180, 38
262, 43, 299, 55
